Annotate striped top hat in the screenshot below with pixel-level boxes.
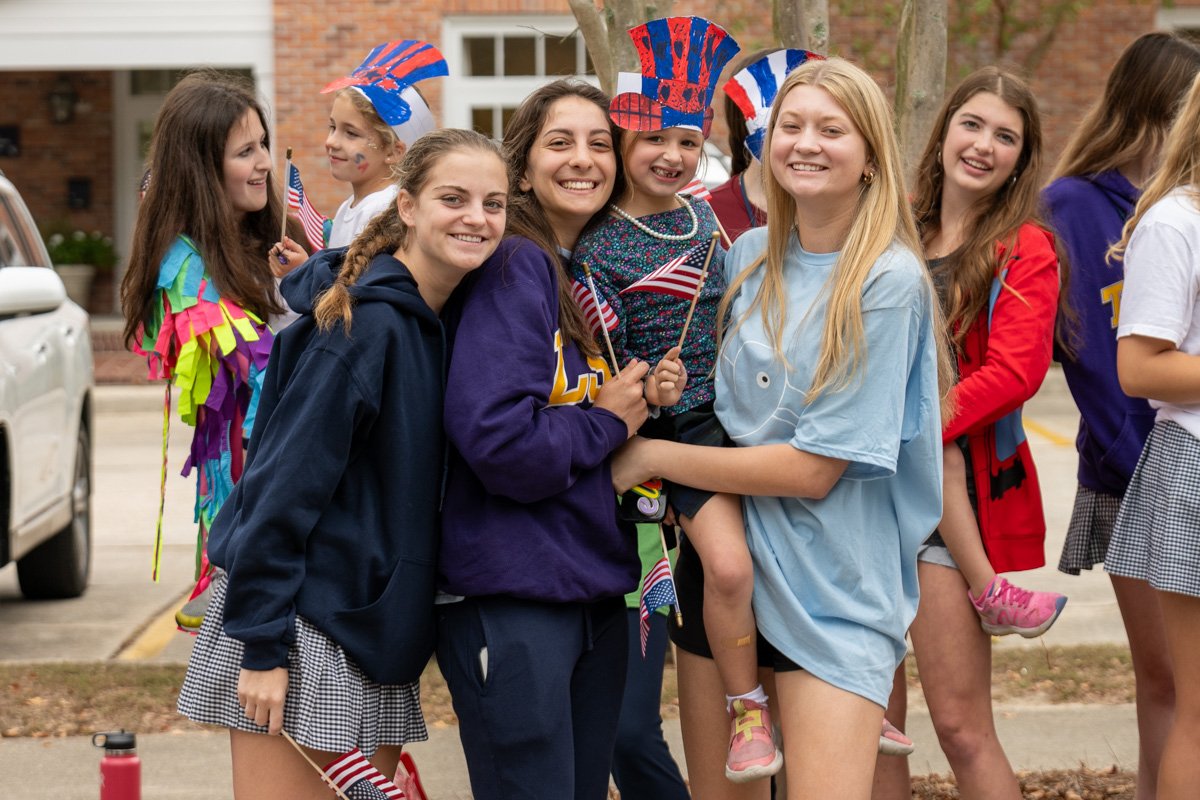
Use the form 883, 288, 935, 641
322, 40, 449, 146
610, 16, 740, 135
723, 49, 824, 161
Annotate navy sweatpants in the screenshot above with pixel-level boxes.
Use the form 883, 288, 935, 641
611, 608, 689, 799
435, 595, 627, 800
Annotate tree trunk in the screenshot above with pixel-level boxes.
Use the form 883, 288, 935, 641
895, 0, 947, 178
569, 0, 675, 95
773, 0, 830, 52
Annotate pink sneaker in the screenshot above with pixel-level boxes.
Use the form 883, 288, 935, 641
878, 718, 914, 756
970, 575, 1067, 638
725, 698, 783, 783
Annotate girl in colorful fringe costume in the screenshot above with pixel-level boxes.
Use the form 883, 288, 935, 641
272, 40, 448, 270
120, 72, 304, 632
572, 16, 789, 784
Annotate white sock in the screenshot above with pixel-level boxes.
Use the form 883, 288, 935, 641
726, 683, 768, 712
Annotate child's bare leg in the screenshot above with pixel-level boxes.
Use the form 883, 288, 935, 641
680, 493, 758, 699
939, 443, 996, 598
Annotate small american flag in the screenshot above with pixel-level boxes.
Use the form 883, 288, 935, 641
640, 556, 677, 657
571, 278, 619, 335
619, 244, 710, 300
286, 163, 329, 250
679, 178, 712, 203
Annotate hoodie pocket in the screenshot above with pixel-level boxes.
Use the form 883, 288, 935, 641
327, 556, 437, 685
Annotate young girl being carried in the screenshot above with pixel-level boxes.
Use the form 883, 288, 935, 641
1107, 72, 1200, 800
120, 71, 303, 632
273, 40, 447, 269
176, 128, 509, 800
572, 16, 784, 783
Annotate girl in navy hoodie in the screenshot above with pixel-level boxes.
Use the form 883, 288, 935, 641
177, 128, 509, 800
435, 80, 652, 800
1045, 33, 1200, 799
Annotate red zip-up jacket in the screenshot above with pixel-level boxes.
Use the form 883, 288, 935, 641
943, 222, 1059, 573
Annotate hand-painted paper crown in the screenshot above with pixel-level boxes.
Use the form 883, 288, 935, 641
322, 40, 449, 147
609, 16, 741, 135
723, 49, 824, 161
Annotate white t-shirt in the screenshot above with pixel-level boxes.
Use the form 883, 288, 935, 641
1117, 187, 1200, 439
326, 184, 399, 248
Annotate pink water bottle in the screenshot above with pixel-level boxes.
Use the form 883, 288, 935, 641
92, 730, 141, 800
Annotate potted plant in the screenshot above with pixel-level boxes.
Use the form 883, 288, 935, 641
43, 228, 118, 309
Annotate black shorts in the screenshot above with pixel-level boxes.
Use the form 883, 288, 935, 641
641, 403, 734, 520
667, 533, 776, 667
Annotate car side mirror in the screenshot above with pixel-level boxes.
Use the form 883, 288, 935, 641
0, 266, 68, 317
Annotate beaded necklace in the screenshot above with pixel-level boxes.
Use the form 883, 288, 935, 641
608, 194, 699, 242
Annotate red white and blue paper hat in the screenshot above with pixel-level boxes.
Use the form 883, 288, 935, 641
723, 49, 824, 161
610, 16, 740, 135
322, 40, 448, 146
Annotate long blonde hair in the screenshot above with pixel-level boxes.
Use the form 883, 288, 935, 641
1110, 73, 1200, 264
719, 57, 952, 409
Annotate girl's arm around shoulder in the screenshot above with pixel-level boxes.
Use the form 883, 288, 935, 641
446, 236, 637, 503
943, 223, 1059, 441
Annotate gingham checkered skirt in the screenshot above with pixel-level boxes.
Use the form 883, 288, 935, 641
176, 573, 428, 756
1106, 420, 1200, 597
1058, 485, 1122, 575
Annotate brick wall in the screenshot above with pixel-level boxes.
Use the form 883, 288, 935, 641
271, 1, 1198, 215
0, 71, 114, 243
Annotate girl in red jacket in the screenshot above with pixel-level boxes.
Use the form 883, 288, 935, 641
876, 68, 1065, 800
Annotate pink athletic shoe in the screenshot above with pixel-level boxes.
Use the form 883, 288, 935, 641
970, 575, 1067, 638
878, 718, 915, 756
725, 698, 783, 783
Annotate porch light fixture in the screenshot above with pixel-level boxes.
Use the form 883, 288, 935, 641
48, 76, 78, 124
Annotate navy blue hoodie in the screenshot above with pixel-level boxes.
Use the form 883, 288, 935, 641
1044, 171, 1155, 496
208, 248, 444, 685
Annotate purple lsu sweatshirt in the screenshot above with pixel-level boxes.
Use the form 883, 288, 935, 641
1044, 171, 1155, 497
439, 236, 639, 602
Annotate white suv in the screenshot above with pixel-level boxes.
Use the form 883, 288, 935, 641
0, 172, 93, 598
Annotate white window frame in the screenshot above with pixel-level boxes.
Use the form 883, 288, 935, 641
441, 15, 598, 134
1157, 7, 1200, 38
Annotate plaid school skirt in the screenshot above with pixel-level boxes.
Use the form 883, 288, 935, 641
1058, 485, 1122, 575
177, 573, 428, 756
1106, 420, 1200, 598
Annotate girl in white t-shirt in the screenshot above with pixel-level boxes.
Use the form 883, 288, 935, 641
1108, 72, 1200, 800
276, 41, 447, 266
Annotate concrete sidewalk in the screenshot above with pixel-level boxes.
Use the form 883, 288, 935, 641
0, 701, 1138, 800
0, 367, 1141, 798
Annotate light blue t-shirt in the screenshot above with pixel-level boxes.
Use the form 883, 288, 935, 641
715, 227, 943, 707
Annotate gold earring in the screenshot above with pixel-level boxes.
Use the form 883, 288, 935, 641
862, 171, 875, 185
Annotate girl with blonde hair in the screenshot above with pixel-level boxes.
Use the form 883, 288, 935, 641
1045, 32, 1200, 800
614, 57, 949, 799
1106, 71, 1200, 800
